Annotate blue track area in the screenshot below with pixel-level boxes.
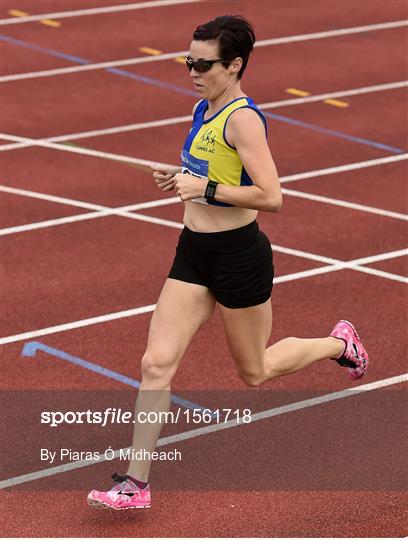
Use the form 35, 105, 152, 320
22, 341, 213, 412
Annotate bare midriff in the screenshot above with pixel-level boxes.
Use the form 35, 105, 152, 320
183, 200, 258, 232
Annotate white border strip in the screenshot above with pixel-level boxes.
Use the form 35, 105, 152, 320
0, 372, 406, 489
0, 0, 201, 25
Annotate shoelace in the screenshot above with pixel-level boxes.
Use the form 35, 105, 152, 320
111, 473, 138, 497
111, 472, 130, 484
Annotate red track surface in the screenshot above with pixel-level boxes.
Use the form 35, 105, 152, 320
1, 0, 407, 537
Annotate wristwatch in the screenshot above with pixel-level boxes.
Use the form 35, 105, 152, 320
204, 180, 218, 202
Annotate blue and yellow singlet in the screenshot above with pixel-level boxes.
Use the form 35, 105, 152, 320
181, 97, 267, 207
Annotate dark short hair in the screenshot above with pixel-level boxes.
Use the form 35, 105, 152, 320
193, 15, 255, 79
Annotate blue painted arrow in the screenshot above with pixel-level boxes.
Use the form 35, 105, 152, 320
22, 341, 214, 413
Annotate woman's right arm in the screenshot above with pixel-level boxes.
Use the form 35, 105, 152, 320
152, 101, 201, 192
151, 165, 181, 192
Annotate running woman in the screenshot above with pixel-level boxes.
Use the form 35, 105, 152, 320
87, 15, 369, 510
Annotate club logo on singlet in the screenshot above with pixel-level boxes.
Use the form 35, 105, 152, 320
195, 128, 216, 154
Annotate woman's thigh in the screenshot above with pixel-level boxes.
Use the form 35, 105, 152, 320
144, 278, 216, 376
219, 299, 272, 380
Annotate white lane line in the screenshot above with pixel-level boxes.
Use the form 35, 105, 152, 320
0, 193, 181, 236
280, 153, 408, 183
0, 179, 408, 236
273, 248, 408, 285
1, 372, 406, 489
0, 185, 184, 231
0, 0, 201, 25
0, 49, 191, 83
1, 246, 406, 346
0, 132, 175, 170
0, 305, 157, 346
1, 178, 406, 237
1, 134, 407, 195
0, 148, 408, 236
255, 20, 408, 45
282, 188, 408, 221
1, 81, 406, 152
0, 115, 193, 151
1, 20, 407, 82
260, 80, 408, 109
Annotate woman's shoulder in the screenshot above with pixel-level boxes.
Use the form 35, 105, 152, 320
192, 99, 207, 117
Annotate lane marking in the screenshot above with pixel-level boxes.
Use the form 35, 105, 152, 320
1, 241, 406, 345
140, 45, 186, 65
255, 20, 408, 46
1, 130, 407, 186
260, 81, 408, 109
281, 188, 408, 220
1, 174, 406, 239
324, 98, 349, 108
286, 88, 311, 97
1, 372, 406, 489
1, 20, 407, 81
1, 305, 156, 346
280, 153, 408, 182
263, 111, 404, 153
1, 146, 407, 238
40, 19, 61, 28
0, 132, 176, 169
1, 81, 405, 153
139, 47, 162, 55
0, 0, 202, 25
1, 36, 404, 154
8, 8, 61, 28
0, 34, 197, 96
286, 88, 349, 108
22, 341, 212, 412
8, 9, 28, 17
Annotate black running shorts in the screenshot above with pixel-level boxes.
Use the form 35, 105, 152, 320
168, 220, 274, 309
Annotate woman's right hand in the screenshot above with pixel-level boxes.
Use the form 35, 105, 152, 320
151, 165, 181, 192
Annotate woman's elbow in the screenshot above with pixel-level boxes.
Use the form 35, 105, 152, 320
266, 194, 283, 213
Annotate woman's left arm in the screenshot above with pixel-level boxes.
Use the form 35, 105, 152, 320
215, 108, 282, 212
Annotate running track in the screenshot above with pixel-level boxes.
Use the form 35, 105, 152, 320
1, 0, 407, 537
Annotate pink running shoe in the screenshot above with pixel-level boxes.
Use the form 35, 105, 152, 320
330, 320, 369, 380
87, 473, 151, 510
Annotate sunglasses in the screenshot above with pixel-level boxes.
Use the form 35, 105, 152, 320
185, 57, 227, 73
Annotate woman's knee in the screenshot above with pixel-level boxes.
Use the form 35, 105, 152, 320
141, 350, 178, 388
236, 364, 265, 387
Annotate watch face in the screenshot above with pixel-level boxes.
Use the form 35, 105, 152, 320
208, 186, 215, 197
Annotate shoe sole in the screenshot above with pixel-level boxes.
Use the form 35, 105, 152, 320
339, 319, 369, 379
87, 496, 150, 510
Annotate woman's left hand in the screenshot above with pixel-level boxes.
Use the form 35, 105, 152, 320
173, 173, 206, 201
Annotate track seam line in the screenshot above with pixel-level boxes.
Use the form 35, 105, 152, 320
1, 372, 406, 489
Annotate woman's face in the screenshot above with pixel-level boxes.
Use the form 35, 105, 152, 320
188, 39, 240, 100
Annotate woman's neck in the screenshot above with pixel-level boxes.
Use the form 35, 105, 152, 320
207, 83, 246, 115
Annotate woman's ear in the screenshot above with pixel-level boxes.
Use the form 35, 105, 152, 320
230, 57, 243, 75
